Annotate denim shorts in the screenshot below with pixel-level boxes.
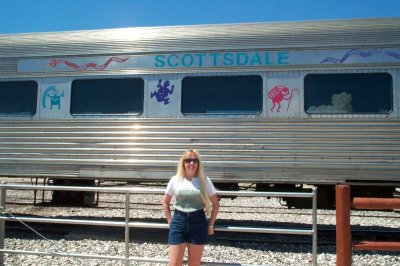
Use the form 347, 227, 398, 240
168, 209, 208, 245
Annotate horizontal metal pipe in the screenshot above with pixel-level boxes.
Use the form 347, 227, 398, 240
128, 221, 169, 229
353, 241, 400, 251
1, 216, 126, 227
0, 184, 315, 198
0, 249, 169, 263
0, 184, 165, 194
351, 197, 400, 210
215, 226, 314, 236
0, 216, 313, 236
218, 191, 314, 198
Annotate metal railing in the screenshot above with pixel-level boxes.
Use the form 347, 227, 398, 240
336, 185, 400, 266
0, 182, 318, 266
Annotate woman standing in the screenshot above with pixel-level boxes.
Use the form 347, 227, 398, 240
162, 149, 220, 266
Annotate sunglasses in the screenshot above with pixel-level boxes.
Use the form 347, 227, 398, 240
184, 158, 199, 164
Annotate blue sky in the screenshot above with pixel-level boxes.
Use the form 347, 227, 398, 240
1, 0, 400, 34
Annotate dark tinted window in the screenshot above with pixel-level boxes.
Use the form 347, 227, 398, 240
0, 80, 38, 116
71, 78, 144, 115
305, 73, 392, 114
182, 75, 262, 114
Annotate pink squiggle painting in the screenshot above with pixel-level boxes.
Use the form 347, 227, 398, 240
49, 57, 129, 71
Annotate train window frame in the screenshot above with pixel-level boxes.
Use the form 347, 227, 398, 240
70, 77, 145, 116
181, 75, 263, 115
0, 80, 38, 116
304, 73, 393, 114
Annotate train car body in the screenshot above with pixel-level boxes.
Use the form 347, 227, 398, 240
0, 18, 399, 207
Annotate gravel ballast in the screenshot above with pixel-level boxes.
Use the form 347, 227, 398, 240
1, 180, 400, 265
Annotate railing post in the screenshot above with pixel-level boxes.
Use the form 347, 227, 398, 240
336, 185, 351, 266
125, 192, 130, 266
0, 182, 6, 266
312, 187, 318, 266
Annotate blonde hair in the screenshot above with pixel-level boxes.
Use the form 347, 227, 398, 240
176, 149, 211, 215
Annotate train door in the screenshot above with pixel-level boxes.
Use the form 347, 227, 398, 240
39, 77, 71, 119
146, 75, 180, 118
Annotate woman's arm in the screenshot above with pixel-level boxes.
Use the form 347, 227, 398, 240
162, 194, 173, 224
208, 194, 220, 235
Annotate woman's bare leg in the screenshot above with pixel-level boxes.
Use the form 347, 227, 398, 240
187, 244, 205, 266
169, 243, 186, 266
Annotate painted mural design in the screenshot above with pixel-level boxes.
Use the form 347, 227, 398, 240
320, 48, 400, 64
42, 86, 64, 110
49, 57, 128, 71
150, 79, 174, 105
268, 85, 299, 112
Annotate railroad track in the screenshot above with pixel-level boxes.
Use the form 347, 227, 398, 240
4, 216, 400, 247
3, 180, 400, 247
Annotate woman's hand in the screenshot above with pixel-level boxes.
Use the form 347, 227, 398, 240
162, 194, 173, 224
207, 193, 219, 235
208, 225, 215, 235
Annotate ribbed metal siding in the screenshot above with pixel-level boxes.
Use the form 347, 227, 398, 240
1, 18, 399, 77
0, 118, 399, 184
1, 18, 400, 58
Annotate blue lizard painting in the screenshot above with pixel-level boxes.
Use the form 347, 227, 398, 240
151, 79, 174, 105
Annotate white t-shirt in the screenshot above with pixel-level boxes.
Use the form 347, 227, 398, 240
166, 175, 217, 213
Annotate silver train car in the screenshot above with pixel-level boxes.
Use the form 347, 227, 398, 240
1, 18, 399, 207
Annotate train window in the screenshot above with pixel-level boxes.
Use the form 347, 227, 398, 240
71, 78, 144, 115
305, 73, 392, 114
182, 75, 263, 114
0, 80, 38, 116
